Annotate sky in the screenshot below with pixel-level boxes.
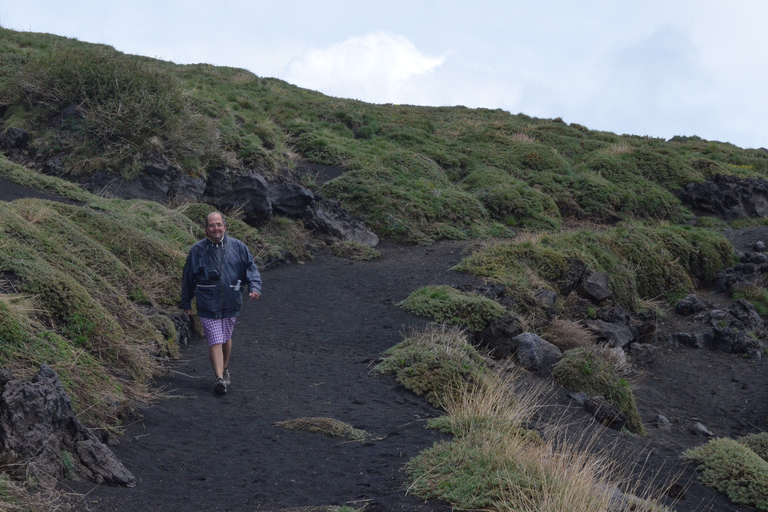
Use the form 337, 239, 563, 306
2, 1, 766, 149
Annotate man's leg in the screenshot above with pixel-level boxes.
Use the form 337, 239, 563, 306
209, 343, 225, 379
222, 339, 233, 369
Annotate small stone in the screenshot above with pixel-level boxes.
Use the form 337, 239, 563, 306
691, 422, 714, 436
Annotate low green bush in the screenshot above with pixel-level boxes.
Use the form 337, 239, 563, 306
398, 285, 506, 331
375, 326, 492, 406
739, 432, 768, 462
684, 437, 768, 510
552, 348, 645, 435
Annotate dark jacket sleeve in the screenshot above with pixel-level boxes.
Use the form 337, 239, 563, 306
180, 246, 197, 310
243, 245, 262, 295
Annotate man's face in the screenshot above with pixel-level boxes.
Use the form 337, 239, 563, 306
205, 214, 226, 243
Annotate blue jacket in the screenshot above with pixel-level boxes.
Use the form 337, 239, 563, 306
180, 235, 262, 319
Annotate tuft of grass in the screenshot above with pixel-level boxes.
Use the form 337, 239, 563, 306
331, 240, 380, 261
552, 347, 645, 435
375, 325, 493, 406
403, 347, 669, 511
398, 285, 506, 331
274, 417, 377, 442
733, 286, 768, 317
684, 437, 768, 511
541, 317, 597, 351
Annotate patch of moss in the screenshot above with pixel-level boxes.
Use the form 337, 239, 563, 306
398, 285, 506, 331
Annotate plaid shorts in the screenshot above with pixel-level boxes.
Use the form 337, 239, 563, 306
200, 317, 237, 347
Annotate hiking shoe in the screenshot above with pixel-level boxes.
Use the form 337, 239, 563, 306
214, 377, 227, 395
223, 368, 231, 385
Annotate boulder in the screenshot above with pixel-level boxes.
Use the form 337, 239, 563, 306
713, 265, 763, 294
534, 289, 558, 313
712, 326, 762, 358
556, 257, 588, 295
0, 365, 135, 489
585, 319, 636, 348
728, 298, 764, 330
308, 198, 379, 247
0, 127, 29, 150
675, 294, 706, 315
579, 271, 611, 304
203, 167, 273, 222
510, 332, 562, 372
472, 313, 525, 359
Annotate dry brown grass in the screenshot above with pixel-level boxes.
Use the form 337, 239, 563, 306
512, 131, 537, 144
541, 318, 597, 351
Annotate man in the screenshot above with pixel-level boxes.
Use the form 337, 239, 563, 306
181, 211, 261, 394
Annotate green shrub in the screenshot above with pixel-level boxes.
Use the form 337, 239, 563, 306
398, 285, 506, 331
684, 438, 768, 510
552, 348, 645, 435
739, 432, 768, 461
375, 326, 492, 406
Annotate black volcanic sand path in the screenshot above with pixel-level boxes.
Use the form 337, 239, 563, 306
64, 241, 482, 512
61, 233, 768, 512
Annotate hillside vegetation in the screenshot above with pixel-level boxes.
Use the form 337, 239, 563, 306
2, 27, 767, 245
1, 26, 767, 511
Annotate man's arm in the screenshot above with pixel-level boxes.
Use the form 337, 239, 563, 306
180, 248, 196, 313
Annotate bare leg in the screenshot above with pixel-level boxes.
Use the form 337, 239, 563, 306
209, 343, 224, 379
221, 339, 232, 370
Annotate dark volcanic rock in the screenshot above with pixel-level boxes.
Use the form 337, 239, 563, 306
0, 127, 29, 150
584, 396, 628, 430
675, 294, 707, 315
0, 365, 135, 489
509, 332, 561, 372
308, 198, 379, 247
712, 326, 762, 358
678, 174, 768, 220
585, 319, 636, 348
473, 312, 525, 359
579, 270, 612, 304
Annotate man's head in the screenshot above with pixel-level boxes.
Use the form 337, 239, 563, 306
205, 212, 227, 243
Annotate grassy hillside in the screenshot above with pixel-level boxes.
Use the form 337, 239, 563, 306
2, 27, 767, 244
0, 26, 765, 510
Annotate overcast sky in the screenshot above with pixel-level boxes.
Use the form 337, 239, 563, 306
2, 1, 766, 149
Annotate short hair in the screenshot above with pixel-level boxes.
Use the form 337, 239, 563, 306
205, 211, 227, 228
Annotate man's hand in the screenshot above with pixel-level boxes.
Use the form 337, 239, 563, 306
184, 310, 193, 315
249, 291, 261, 300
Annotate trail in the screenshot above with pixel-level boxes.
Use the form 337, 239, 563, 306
66, 241, 479, 512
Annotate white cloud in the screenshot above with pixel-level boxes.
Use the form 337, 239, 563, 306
282, 31, 445, 103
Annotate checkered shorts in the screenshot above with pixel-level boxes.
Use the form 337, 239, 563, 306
200, 317, 237, 347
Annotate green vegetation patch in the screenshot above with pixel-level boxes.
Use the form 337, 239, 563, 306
398, 285, 506, 331
375, 326, 492, 406
684, 437, 768, 511
552, 348, 645, 435
274, 417, 376, 442
739, 432, 768, 462
455, 224, 733, 312
331, 240, 380, 261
